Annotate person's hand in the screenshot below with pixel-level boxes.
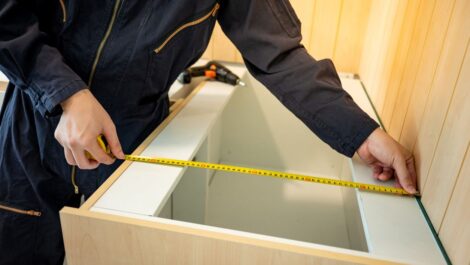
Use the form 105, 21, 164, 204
357, 128, 418, 194
54, 88, 125, 169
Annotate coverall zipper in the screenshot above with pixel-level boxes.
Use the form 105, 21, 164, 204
0, 203, 42, 217
87, 0, 123, 86
59, 0, 67, 22
70, 0, 123, 195
154, 3, 220, 53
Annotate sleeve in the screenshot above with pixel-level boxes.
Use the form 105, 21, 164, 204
0, 0, 87, 117
217, 0, 379, 157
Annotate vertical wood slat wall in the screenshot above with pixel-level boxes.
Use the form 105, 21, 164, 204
361, 1, 470, 264
202, 1, 470, 264
202, 0, 372, 73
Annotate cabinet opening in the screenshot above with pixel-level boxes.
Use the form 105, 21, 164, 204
159, 77, 368, 252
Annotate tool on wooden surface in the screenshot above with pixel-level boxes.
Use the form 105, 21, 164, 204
89, 135, 418, 197
178, 61, 246, 86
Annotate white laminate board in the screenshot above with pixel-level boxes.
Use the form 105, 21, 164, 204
0, 91, 4, 109
92, 66, 246, 216
206, 167, 351, 249
350, 157, 445, 264
0, 71, 7, 82
341, 78, 446, 264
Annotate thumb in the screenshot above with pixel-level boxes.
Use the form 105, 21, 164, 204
393, 156, 417, 194
102, 124, 125, 159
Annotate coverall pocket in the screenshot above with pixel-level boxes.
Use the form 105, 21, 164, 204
153, 2, 220, 54
267, 0, 301, 38
0, 206, 41, 264
0, 202, 42, 217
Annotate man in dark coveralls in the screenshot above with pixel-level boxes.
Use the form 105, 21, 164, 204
0, 0, 417, 264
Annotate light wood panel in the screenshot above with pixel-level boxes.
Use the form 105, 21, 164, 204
61, 208, 406, 265
359, 1, 470, 264
308, 0, 343, 61
359, 0, 408, 113
421, 38, 470, 229
413, 0, 469, 192
386, 0, 436, 140
332, 0, 371, 73
379, 0, 422, 129
398, 0, 457, 149
290, 0, 315, 48
202, 0, 373, 73
439, 144, 470, 265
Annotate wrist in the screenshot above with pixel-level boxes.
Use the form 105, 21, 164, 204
60, 88, 89, 110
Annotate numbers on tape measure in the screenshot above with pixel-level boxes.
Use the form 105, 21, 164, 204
124, 155, 412, 196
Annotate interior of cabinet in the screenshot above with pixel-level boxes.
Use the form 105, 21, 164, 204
161, 76, 367, 251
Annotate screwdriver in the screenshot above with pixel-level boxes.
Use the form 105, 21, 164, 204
178, 60, 246, 86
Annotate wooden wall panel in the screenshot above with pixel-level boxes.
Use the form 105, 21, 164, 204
398, 0, 457, 149
439, 144, 470, 265
413, 0, 470, 192
290, 0, 316, 48
421, 38, 470, 229
333, 0, 371, 73
359, 0, 408, 113
202, 0, 373, 74
308, 0, 343, 61
379, 0, 422, 129
360, 1, 470, 263
386, 0, 436, 140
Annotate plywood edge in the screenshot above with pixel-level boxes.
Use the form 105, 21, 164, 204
0, 81, 7, 91
80, 81, 208, 210
60, 207, 408, 265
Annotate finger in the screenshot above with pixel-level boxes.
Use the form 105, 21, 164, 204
393, 156, 417, 194
394, 175, 402, 188
86, 141, 115, 165
372, 166, 382, 180
406, 155, 418, 190
102, 124, 125, 159
378, 167, 393, 181
64, 147, 77, 166
70, 146, 99, 170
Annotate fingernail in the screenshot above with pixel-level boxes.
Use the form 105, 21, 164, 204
407, 186, 417, 194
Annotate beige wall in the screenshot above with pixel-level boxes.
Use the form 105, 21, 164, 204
204, 1, 470, 264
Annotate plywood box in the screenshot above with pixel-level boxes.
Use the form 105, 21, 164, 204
60, 63, 447, 265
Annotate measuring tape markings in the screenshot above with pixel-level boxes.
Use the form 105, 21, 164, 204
94, 135, 413, 196
124, 155, 412, 196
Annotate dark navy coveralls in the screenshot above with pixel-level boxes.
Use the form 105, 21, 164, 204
0, 0, 379, 264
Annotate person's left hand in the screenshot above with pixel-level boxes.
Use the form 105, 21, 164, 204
357, 128, 418, 194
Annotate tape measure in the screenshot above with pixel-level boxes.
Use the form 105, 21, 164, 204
94, 136, 415, 196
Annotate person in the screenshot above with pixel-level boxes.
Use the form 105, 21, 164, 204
0, 0, 417, 264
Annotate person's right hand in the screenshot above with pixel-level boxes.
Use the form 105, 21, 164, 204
54, 88, 125, 169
